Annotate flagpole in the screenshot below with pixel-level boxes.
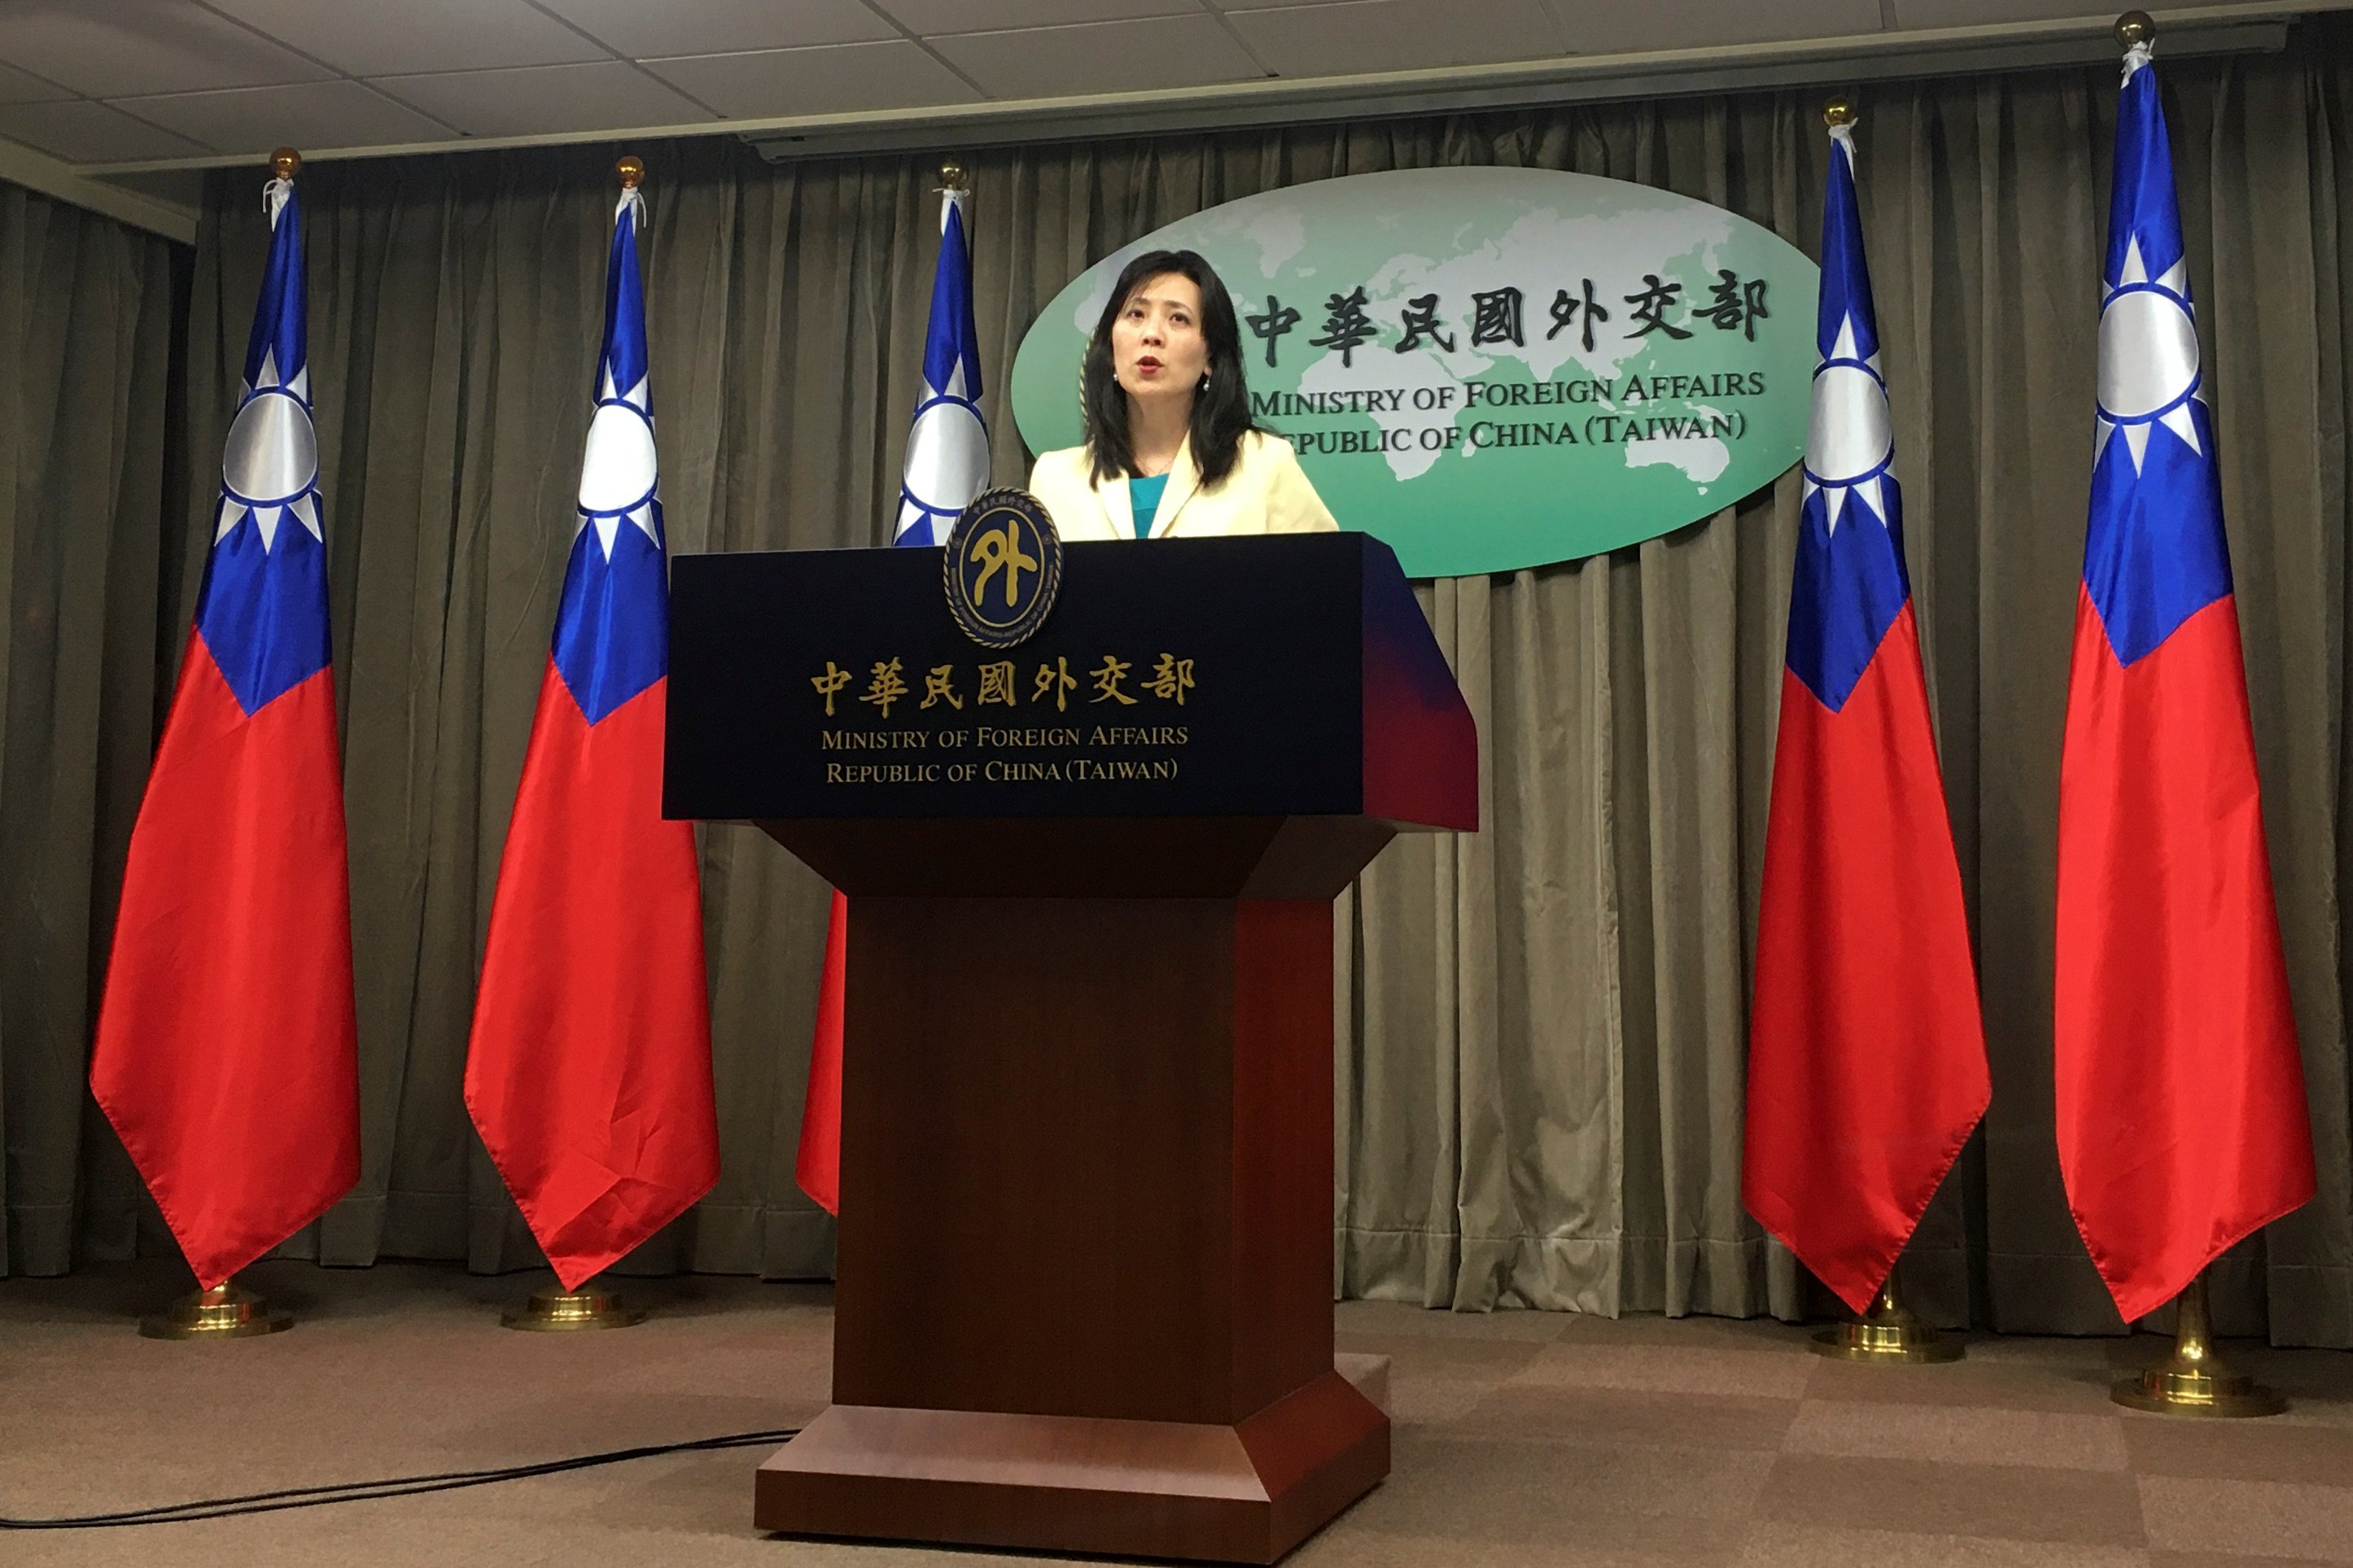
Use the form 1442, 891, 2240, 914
131, 142, 321, 1343
488, 151, 666, 1335
1759, 92, 1970, 1367
2090, 9, 2290, 1414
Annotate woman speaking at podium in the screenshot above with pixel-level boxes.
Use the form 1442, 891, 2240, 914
1028, 249, 1338, 540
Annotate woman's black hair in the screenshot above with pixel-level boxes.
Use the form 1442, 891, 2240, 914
1081, 248, 1258, 488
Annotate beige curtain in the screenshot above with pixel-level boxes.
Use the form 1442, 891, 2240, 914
14, 24, 2350, 1342
0, 181, 184, 1277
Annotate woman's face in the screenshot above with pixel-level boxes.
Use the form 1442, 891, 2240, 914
1110, 272, 1209, 412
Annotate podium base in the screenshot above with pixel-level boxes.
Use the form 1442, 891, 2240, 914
754, 1369, 1389, 1565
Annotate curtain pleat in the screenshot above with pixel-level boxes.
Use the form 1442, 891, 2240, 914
0, 182, 183, 1278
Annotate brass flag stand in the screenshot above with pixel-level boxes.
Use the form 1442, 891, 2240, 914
493, 152, 656, 1341
2112, 1270, 2285, 1417
1811, 1275, 1962, 1363
139, 1278, 293, 1339
501, 1281, 647, 1332
136, 147, 316, 1347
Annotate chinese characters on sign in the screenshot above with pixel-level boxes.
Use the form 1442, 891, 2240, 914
1232, 269, 1776, 461
860, 657, 908, 717
1699, 269, 1770, 340
816, 653, 1197, 715
810, 651, 1199, 787
1309, 286, 1378, 366
1247, 295, 1301, 366
1249, 270, 1767, 370
1548, 280, 1609, 352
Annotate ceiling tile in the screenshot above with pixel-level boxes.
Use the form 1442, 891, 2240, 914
932, 15, 1266, 98
1888, 0, 2069, 20
645, 41, 980, 120
531, 0, 897, 58
0, 59, 73, 105
96, 167, 208, 207
202, 0, 613, 77
1228, 0, 1567, 76
1554, 0, 1880, 54
0, 0, 332, 98
877, 0, 1201, 32
1890, 0, 2276, 24
0, 98, 210, 162
120, 79, 454, 155
370, 61, 716, 138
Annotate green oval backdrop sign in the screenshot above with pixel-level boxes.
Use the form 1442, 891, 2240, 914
1009, 168, 1819, 578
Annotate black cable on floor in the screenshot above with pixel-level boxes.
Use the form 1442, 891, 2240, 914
0, 1428, 802, 1529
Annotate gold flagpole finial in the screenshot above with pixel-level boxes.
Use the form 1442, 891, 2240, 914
617, 155, 645, 190
938, 159, 967, 192
270, 146, 300, 181
2115, 10, 2154, 48
1823, 96, 1855, 130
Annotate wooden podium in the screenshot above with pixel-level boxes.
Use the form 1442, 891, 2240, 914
666, 533, 1476, 1564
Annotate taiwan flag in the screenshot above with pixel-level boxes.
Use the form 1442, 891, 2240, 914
89, 168, 361, 1291
2053, 37, 2314, 1323
798, 177, 988, 1216
464, 176, 719, 1291
1741, 112, 1990, 1314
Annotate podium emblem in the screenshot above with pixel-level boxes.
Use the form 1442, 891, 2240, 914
943, 488, 1062, 648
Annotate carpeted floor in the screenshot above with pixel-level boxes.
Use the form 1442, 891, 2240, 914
4, 1260, 2351, 1566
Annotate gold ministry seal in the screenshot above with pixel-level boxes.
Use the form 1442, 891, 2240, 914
943, 488, 1062, 649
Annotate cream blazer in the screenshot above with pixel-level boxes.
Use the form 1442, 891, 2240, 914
1026, 430, 1339, 541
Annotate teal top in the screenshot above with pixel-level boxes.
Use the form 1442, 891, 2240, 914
1128, 473, 1169, 538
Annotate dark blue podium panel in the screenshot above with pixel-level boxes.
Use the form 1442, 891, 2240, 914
664, 532, 1473, 829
